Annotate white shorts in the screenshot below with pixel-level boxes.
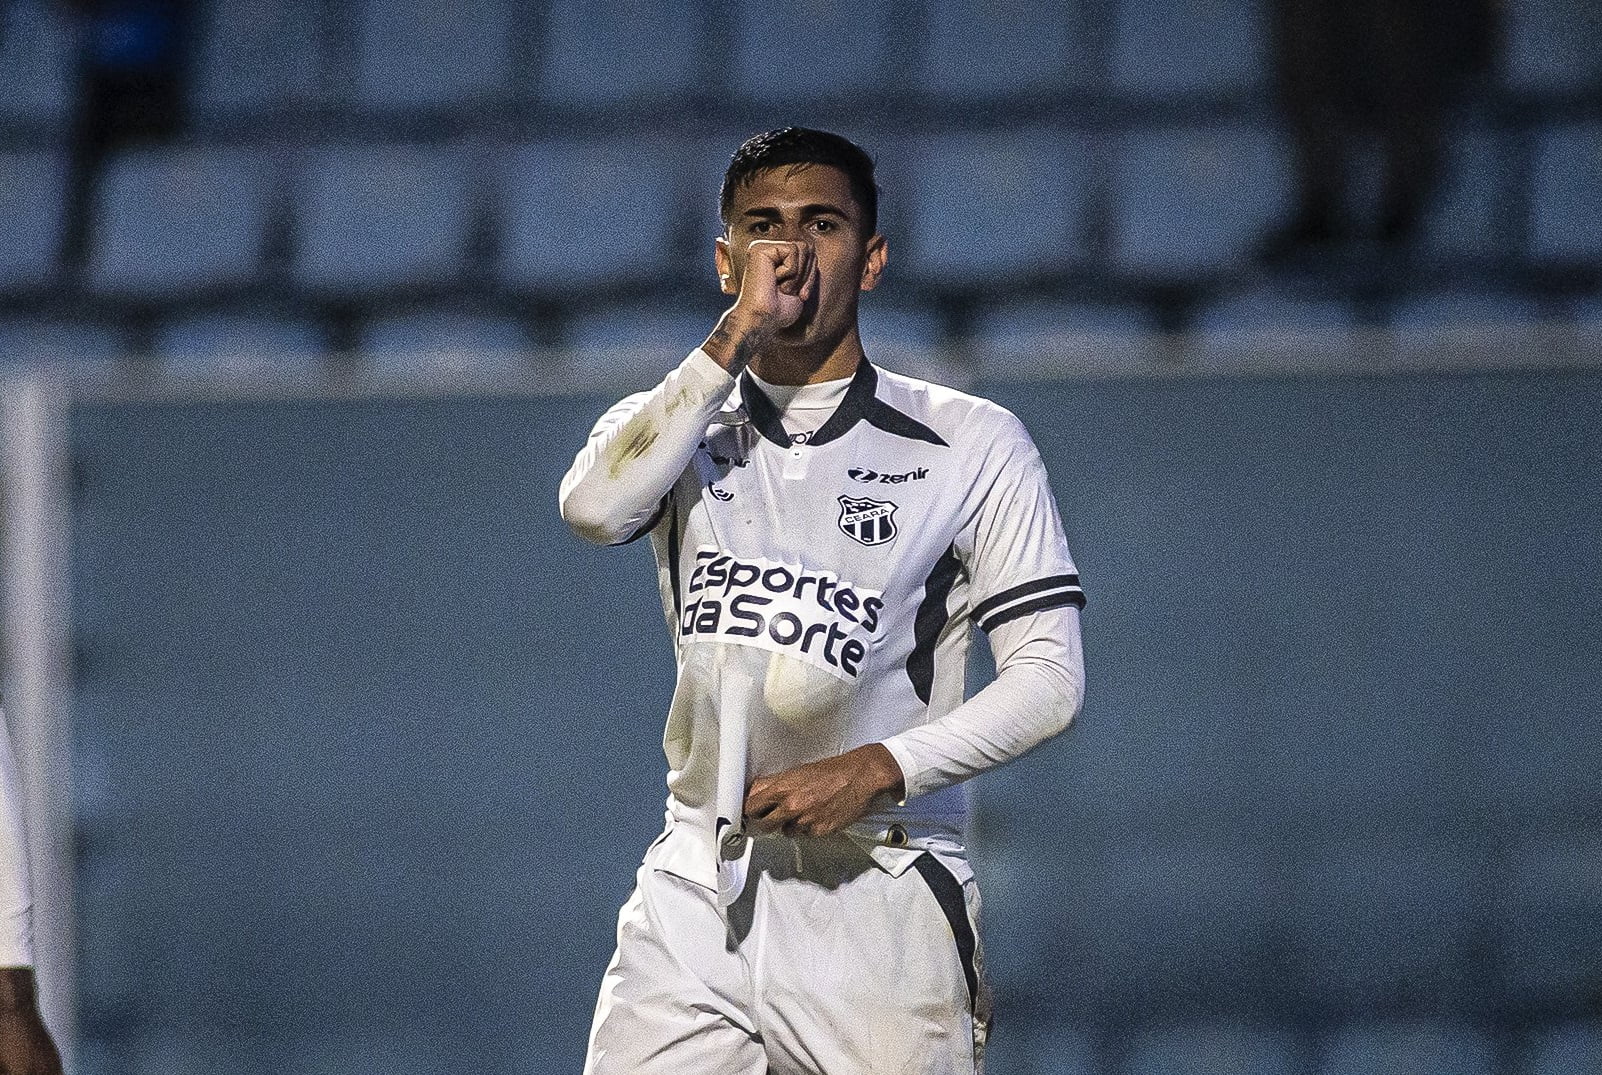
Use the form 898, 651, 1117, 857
583, 827, 990, 1075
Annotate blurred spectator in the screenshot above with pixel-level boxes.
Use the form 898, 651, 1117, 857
59, 0, 193, 268
1263, 0, 1499, 254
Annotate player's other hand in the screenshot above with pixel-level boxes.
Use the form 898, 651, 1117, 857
743, 743, 905, 838
0, 970, 64, 1075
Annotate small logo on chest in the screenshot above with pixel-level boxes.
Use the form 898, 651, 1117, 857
848, 466, 928, 484
837, 495, 898, 546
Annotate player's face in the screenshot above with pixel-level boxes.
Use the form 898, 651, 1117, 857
716, 164, 887, 350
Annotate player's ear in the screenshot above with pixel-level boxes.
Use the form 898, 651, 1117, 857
860, 234, 888, 293
715, 236, 737, 295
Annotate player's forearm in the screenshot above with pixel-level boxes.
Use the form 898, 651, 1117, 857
559, 350, 735, 545
880, 609, 1084, 801
699, 308, 771, 377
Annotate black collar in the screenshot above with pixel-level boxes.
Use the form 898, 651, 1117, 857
739, 359, 949, 449
739, 358, 878, 448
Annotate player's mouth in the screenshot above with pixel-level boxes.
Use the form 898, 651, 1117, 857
778, 287, 824, 338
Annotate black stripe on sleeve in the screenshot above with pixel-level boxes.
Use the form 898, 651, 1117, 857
665, 499, 682, 622
907, 545, 963, 705
912, 853, 978, 1010
969, 573, 1081, 623
979, 588, 1085, 633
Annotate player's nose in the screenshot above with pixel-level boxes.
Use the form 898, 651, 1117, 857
776, 218, 811, 245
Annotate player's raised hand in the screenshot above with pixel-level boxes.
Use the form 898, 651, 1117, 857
703, 240, 818, 373
743, 743, 905, 838
733, 239, 817, 332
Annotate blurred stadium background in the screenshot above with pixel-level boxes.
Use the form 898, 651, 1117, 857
1, 0, 1599, 1073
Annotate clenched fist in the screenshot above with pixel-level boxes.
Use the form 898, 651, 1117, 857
702, 239, 820, 374
728, 240, 819, 336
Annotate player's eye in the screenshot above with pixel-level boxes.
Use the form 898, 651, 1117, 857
750, 220, 774, 234
811, 219, 837, 234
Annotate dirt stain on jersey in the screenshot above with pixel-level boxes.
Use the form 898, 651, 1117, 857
664, 386, 695, 414
607, 421, 659, 479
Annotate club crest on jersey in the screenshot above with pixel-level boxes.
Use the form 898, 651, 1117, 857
837, 495, 898, 546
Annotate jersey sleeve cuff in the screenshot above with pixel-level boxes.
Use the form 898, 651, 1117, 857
0, 908, 33, 969
877, 737, 919, 806
684, 347, 736, 390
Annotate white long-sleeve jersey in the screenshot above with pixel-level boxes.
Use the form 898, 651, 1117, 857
0, 708, 35, 966
560, 349, 1085, 893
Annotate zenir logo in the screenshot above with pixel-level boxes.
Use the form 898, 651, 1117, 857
848, 466, 929, 484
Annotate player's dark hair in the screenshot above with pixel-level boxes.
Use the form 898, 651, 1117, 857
720, 128, 879, 236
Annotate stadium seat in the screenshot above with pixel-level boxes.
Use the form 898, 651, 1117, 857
154, 314, 326, 372
0, 0, 73, 130
969, 299, 1157, 379
0, 319, 125, 367
1388, 291, 1547, 329
1419, 125, 1509, 260
1529, 124, 1602, 263
1195, 288, 1357, 334
1497, 835, 1602, 1006
1500, 0, 1602, 97
190, 0, 326, 119
904, 129, 1089, 280
349, 0, 511, 111
1109, 0, 1269, 99
500, 139, 682, 290
293, 145, 475, 293
0, 150, 66, 291
1570, 292, 1602, 325
728, 0, 895, 106
359, 309, 530, 372
1110, 125, 1293, 276
565, 302, 724, 387
1316, 1021, 1495, 1075
537, 0, 707, 105
681, 125, 898, 260
1286, 843, 1485, 1012
1389, 290, 1551, 369
1122, 1023, 1301, 1075
1189, 287, 1361, 373
916, 0, 1095, 99
89, 147, 272, 297
860, 303, 949, 379
1523, 1021, 1602, 1075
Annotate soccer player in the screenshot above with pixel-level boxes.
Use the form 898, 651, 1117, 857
560, 128, 1085, 1074
0, 710, 64, 1075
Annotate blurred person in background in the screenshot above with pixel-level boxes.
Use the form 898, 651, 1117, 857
560, 128, 1086, 1074
1264, 0, 1499, 253
0, 710, 62, 1075
59, 0, 193, 268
